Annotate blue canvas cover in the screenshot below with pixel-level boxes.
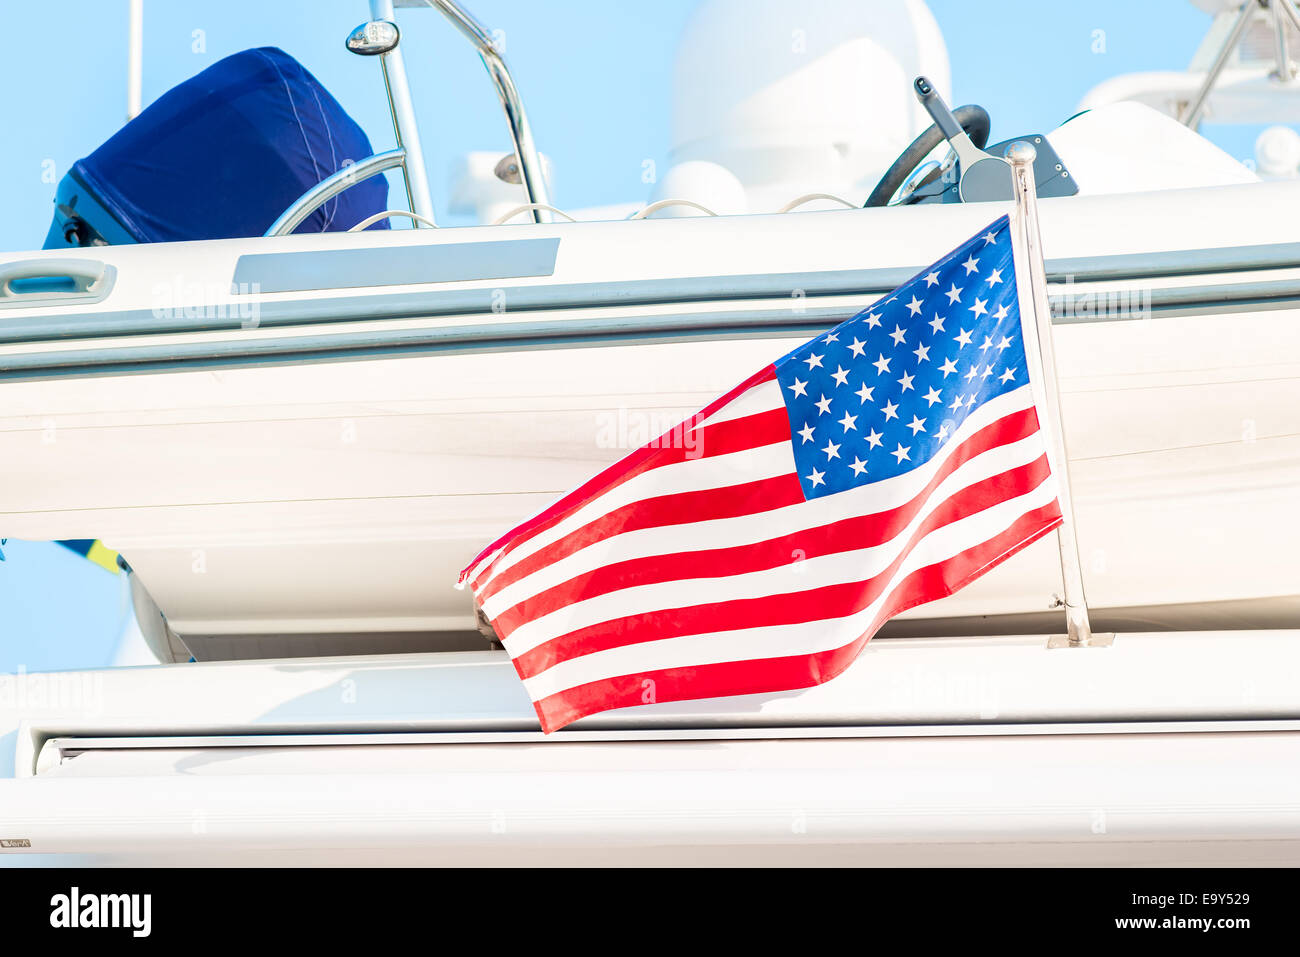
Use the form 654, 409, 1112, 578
69, 46, 389, 243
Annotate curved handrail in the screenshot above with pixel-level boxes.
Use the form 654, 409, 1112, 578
416, 0, 553, 223
492, 203, 577, 225
627, 199, 719, 220
347, 209, 441, 231
265, 149, 407, 238
776, 193, 859, 213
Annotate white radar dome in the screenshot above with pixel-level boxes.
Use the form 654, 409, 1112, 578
1255, 125, 1300, 179
668, 0, 950, 211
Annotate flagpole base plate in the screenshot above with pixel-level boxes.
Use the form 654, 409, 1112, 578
1047, 632, 1115, 649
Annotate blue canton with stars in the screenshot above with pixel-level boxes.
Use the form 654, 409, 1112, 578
775, 215, 1029, 500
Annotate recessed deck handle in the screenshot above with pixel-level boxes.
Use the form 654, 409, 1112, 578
0, 258, 113, 305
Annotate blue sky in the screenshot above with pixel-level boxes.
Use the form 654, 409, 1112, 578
0, 0, 1270, 672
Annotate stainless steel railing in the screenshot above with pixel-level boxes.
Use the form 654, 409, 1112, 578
416, 0, 553, 223
267, 0, 552, 236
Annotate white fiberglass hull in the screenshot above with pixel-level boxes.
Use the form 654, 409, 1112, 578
2, 182, 1299, 656
5, 632, 1300, 864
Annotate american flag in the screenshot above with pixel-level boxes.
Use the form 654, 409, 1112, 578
460, 215, 1062, 732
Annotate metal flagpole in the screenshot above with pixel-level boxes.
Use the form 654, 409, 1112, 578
1004, 141, 1112, 649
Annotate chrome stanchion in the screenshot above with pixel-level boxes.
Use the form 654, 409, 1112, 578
368, 0, 437, 226
1005, 141, 1113, 649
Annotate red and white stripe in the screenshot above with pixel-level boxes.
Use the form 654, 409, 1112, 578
461, 367, 1061, 732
